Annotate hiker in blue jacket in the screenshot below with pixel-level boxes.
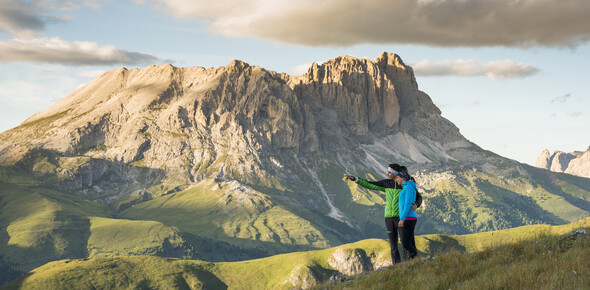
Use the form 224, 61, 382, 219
393, 166, 418, 260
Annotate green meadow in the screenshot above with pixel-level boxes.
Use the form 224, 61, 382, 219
3, 218, 589, 289
2, 158, 590, 287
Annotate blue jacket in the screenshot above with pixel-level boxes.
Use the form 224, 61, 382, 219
399, 180, 418, 221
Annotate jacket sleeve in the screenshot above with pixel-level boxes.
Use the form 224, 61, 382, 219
356, 178, 386, 192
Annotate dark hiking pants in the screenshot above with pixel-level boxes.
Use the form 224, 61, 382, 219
399, 219, 418, 260
385, 217, 401, 264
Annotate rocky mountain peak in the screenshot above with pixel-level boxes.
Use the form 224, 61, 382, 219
0, 52, 469, 202
535, 149, 551, 169
226, 59, 252, 73
536, 147, 590, 178
376, 51, 408, 70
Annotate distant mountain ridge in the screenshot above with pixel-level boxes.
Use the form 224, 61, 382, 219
1, 52, 590, 285
536, 147, 590, 178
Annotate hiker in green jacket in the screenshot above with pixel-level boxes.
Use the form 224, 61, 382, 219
344, 163, 406, 265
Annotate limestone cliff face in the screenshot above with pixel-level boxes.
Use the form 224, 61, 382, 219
289, 53, 402, 137
535, 149, 552, 169
0, 52, 468, 200
286, 52, 457, 144
536, 147, 590, 178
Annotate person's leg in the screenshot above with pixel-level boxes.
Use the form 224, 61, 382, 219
392, 217, 401, 262
392, 217, 401, 263
385, 217, 401, 264
401, 219, 418, 260
399, 223, 407, 261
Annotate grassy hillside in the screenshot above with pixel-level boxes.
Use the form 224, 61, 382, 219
0, 166, 195, 285
318, 226, 590, 289
118, 177, 363, 260
119, 160, 590, 259
86, 217, 193, 258
4, 218, 589, 289
0, 166, 107, 283
411, 165, 590, 235
3, 159, 590, 286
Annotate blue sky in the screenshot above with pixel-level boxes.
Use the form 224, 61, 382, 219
1, 0, 589, 166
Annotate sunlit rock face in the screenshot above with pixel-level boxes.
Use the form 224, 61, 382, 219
536, 147, 590, 178
0, 52, 467, 201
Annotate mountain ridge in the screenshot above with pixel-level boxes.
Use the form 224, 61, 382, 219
0, 52, 469, 201
536, 147, 590, 178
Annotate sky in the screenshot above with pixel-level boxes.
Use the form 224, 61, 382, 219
1, 0, 590, 166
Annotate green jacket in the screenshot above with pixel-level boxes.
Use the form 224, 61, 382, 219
356, 178, 402, 218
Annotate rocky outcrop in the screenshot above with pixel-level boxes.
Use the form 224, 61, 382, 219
289, 54, 401, 137
328, 248, 374, 276
283, 265, 318, 289
286, 52, 463, 147
535, 149, 552, 169
536, 147, 590, 178
283, 246, 392, 289
550, 152, 576, 172
564, 150, 590, 178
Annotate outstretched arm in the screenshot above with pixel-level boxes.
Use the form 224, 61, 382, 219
345, 174, 387, 192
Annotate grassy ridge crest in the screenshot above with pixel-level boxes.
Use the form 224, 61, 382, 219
318, 223, 590, 289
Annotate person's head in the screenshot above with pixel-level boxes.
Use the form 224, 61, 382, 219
387, 163, 401, 180
388, 163, 410, 184
400, 165, 414, 181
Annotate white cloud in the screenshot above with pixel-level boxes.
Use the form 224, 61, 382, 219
77, 70, 106, 78
0, 1, 161, 66
0, 37, 159, 65
141, 0, 590, 47
412, 59, 539, 81
286, 63, 312, 76
481, 60, 540, 82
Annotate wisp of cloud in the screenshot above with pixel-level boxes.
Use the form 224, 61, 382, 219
412, 59, 539, 81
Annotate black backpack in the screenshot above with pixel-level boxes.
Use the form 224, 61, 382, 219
414, 190, 423, 208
